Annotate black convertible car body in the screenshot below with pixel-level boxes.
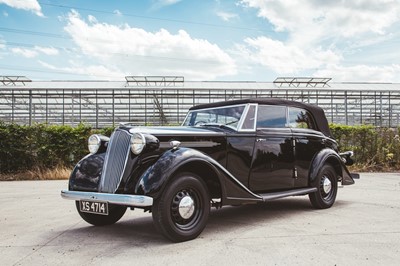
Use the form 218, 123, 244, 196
61, 98, 358, 242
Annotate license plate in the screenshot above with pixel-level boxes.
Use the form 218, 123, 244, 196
79, 200, 109, 215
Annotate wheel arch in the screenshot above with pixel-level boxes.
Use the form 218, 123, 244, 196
170, 160, 223, 200
135, 147, 261, 205
134, 147, 225, 200
309, 148, 343, 185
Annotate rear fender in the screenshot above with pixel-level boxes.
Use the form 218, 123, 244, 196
310, 148, 355, 186
134, 147, 262, 204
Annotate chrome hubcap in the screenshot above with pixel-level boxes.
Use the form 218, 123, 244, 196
322, 176, 332, 194
178, 195, 195, 219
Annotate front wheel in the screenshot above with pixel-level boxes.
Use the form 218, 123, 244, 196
309, 164, 338, 209
152, 172, 210, 242
75, 201, 127, 226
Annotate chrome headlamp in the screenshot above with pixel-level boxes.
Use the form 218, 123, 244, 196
88, 134, 109, 154
130, 133, 146, 155
88, 134, 101, 154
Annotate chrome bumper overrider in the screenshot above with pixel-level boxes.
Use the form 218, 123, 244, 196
61, 190, 153, 207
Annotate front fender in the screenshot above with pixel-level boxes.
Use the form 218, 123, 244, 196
69, 153, 105, 191
135, 147, 262, 204
310, 148, 355, 186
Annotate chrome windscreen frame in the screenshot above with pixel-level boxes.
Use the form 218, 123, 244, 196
237, 103, 257, 132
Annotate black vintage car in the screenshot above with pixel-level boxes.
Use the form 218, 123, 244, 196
61, 98, 358, 242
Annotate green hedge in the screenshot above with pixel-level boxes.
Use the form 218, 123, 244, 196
0, 122, 112, 174
330, 124, 400, 171
1, 122, 399, 174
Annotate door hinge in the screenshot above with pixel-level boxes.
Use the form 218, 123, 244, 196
293, 168, 298, 179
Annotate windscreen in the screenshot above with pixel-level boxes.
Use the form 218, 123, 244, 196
182, 104, 246, 130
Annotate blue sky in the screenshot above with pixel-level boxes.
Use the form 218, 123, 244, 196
0, 0, 399, 82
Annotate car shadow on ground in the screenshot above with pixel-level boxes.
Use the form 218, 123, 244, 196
59, 197, 350, 245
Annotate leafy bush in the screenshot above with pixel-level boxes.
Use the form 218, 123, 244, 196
330, 124, 400, 171
1, 122, 400, 175
0, 122, 92, 173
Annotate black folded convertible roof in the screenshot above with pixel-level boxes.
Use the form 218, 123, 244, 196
190, 98, 332, 138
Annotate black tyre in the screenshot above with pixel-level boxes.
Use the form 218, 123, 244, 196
152, 172, 210, 242
309, 164, 338, 209
75, 201, 127, 226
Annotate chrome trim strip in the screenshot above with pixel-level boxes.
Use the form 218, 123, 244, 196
61, 190, 153, 207
159, 141, 221, 148
238, 103, 257, 132
204, 156, 262, 200
129, 127, 226, 136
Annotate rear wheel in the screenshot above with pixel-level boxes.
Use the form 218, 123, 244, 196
152, 172, 210, 242
309, 164, 338, 209
75, 201, 127, 226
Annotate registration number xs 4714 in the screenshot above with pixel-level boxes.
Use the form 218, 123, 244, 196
79, 200, 109, 215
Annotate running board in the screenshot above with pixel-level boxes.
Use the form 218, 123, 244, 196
259, 187, 317, 202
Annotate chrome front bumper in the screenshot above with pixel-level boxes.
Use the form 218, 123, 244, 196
61, 190, 153, 207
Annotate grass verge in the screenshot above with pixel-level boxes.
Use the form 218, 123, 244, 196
0, 166, 71, 181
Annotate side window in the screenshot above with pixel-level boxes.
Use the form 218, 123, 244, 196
288, 107, 315, 129
257, 105, 286, 128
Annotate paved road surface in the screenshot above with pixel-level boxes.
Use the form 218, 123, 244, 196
1, 173, 399, 265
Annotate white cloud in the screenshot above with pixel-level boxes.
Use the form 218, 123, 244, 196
113, 10, 122, 16
216, 11, 238, 22
34, 46, 59, 56
11, 46, 59, 58
3, 11, 8, 17
240, 0, 400, 42
39, 60, 123, 80
11, 47, 38, 58
238, 37, 341, 74
0, 0, 43, 17
315, 64, 400, 83
151, 0, 182, 9
237, 0, 400, 81
61, 10, 237, 80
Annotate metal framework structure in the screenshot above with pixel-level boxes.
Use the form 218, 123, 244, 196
1, 77, 400, 128
274, 77, 331, 87
125, 76, 184, 87
0, 76, 32, 86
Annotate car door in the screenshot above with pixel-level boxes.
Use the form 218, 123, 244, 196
288, 107, 326, 188
249, 105, 295, 192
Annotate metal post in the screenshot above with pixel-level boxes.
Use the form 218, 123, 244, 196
360, 92, 363, 125
79, 90, 82, 123
29, 90, 32, 126
380, 92, 383, 127
331, 91, 333, 123
11, 90, 14, 123
71, 91, 74, 126
128, 89, 131, 122
145, 90, 147, 125
345, 91, 348, 125
388, 91, 391, 128
96, 90, 98, 129
112, 90, 115, 127
177, 90, 180, 124
46, 89, 48, 124
62, 90, 65, 125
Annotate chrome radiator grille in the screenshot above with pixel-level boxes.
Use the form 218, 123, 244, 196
99, 129, 131, 193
